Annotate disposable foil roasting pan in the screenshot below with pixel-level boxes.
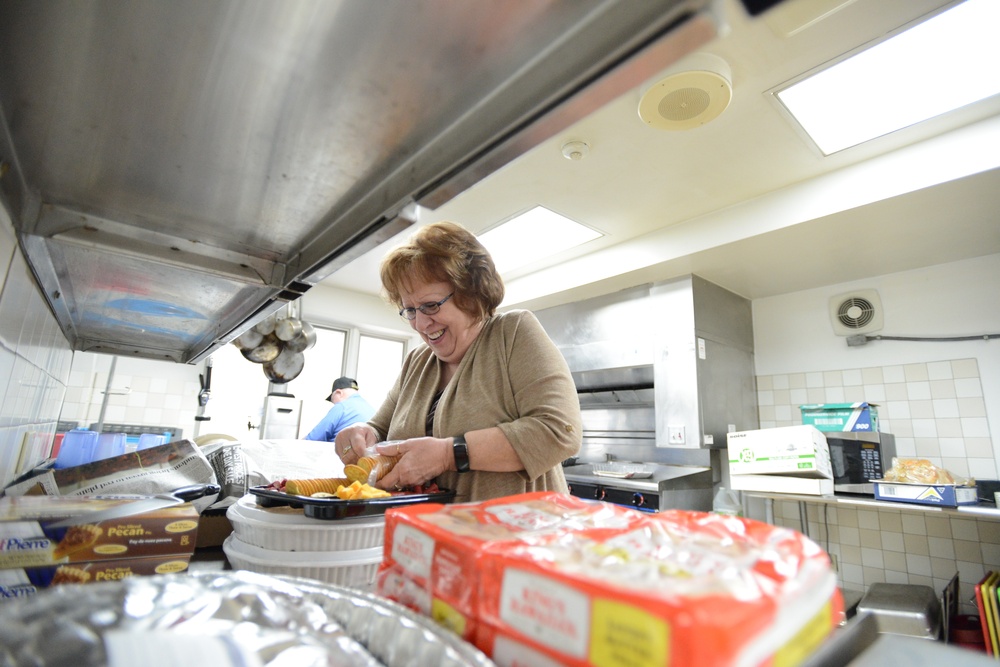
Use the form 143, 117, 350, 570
591, 462, 654, 479
0, 570, 494, 667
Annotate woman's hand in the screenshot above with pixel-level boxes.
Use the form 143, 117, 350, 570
334, 423, 378, 465
375, 437, 449, 491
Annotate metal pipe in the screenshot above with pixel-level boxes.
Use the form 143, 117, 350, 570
95, 356, 117, 433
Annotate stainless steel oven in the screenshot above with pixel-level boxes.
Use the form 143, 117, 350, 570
563, 463, 715, 513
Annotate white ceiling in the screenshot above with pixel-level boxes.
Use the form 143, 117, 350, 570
321, 0, 1000, 310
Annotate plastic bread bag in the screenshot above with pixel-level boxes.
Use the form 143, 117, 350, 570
882, 457, 971, 485
344, 441, 402, 486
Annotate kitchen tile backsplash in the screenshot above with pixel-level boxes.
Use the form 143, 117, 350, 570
58, 357, 201, 441
758, 496, 995, 616
753, 358, 996, 615
756, 358, 994, 480
0, 224, 74, 489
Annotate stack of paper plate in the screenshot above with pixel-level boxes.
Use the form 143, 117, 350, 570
224, 493, 385, 590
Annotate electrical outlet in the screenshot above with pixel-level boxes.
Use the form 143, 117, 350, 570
668, 426, 685, 444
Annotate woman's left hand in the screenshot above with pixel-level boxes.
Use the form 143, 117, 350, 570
376, 437, 449, 491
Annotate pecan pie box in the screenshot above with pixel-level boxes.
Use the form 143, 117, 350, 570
0, 555, 192, 600
0, 495, 200, 570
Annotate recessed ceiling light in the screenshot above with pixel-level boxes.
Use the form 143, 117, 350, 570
775, 0, 1000, 155
478, 206, 602, 274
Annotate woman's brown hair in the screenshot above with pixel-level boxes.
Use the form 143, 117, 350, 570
380, 221, 505, 321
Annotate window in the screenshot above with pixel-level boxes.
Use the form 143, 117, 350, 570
356, 334, 406, 411
292, 327, 348, 438
204, 344, 271, 441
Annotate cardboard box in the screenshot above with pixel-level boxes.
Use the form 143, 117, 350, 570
727, 425, 832, 478
196, 507, 233, 548
0, 495, 199, 568
873, 482, 978, 507
377, 492, 646, 641
0, 554, 191, 601
474, 510, 843, 667
800, 402, 879, 433
730, 474, 834, 496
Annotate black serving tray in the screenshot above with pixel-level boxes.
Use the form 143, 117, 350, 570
249, 486, 456, 520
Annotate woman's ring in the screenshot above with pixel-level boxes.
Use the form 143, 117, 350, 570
394, 484, 402, 491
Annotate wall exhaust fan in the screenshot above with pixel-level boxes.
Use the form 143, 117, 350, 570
829, 289, 883, 336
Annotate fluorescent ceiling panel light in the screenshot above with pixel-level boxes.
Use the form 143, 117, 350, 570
479, 206, 602, 273
776, 0, 1000, 155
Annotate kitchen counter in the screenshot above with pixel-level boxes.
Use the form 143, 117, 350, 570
562, 463, 710, 493
742, 490, 1000, 519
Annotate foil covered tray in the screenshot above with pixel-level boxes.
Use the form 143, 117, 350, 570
591, 462, 654, 479
0, 570, 495, 667
250, 486, 456, 520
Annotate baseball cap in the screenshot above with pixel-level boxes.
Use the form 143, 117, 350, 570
326, 377, 359, 401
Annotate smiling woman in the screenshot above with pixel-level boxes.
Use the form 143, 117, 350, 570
332, 221, 583, 504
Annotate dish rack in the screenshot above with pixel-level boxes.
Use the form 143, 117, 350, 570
591, 462, 654, 479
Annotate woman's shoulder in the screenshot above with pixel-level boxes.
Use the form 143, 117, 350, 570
487, 309, 542, 331
482, 310, 552, 350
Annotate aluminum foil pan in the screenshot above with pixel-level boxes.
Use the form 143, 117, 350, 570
0, 571, 495, 667
592, 462, 654, 479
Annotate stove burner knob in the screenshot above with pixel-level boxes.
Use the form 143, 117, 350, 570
632, 493, 645, 508
594, 488, 605, 501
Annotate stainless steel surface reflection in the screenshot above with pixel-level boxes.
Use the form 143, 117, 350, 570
0, 0, 715, 363
0, 570, 494, 667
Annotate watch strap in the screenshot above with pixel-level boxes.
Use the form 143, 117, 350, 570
452, 435, 470, 473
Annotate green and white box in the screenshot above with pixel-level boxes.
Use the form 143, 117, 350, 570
800, 402, 879, 433
727, 425, 832, 479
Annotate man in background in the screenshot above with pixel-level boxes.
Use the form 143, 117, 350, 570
303, 377, 376, 442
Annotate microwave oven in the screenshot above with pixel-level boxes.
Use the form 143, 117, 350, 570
827, 431, 896, 495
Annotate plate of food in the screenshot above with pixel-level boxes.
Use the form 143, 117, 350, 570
250, 477, 455, 520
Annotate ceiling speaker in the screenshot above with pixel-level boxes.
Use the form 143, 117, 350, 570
638, 54, 732, 130
829, 289, 884, 336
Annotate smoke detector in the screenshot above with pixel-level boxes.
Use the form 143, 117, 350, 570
637, 53, 733, 130
829, 289, 883, 336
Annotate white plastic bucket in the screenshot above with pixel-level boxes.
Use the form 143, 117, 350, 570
223, 534, 382, 591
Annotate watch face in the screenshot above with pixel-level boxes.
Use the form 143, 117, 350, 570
453, 437, 470, 472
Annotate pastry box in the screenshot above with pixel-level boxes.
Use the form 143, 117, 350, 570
0, 495, 199, 568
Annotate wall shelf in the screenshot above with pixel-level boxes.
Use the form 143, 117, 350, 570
742, 491, 1000, 538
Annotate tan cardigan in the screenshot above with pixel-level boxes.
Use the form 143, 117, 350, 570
369, 310, 582, 502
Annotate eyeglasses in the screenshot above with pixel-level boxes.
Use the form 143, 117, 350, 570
399, 293, 454, 320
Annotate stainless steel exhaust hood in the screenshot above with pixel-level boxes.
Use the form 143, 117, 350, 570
0, 0, 716, 363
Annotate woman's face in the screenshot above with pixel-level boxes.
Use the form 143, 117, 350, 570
400, 280, 482, 366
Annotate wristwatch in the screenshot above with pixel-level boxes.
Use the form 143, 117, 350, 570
452, 435, 471, 473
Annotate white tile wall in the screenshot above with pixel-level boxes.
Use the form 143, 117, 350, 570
752, 357, 997, 615
0, 207, 73, 488
57, 354, 202, 441
757, 358, 995, 480
757, 496, 998, 616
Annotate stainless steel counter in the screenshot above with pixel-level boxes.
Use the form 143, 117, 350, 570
562, 463, 710, 494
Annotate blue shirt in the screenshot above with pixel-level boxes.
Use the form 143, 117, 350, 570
303, 393, 376, 442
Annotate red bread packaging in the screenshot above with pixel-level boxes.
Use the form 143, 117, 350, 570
474, 509, 844, 667
377, 491, 645, 641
